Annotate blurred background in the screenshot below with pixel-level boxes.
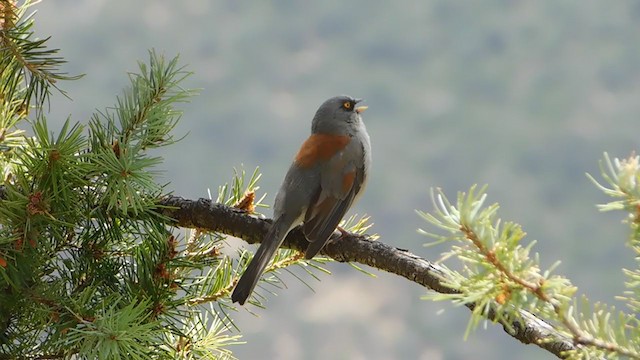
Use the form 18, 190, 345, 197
33, 1, 640, 359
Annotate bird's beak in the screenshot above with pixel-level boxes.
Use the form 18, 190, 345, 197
355, 105, 368, 114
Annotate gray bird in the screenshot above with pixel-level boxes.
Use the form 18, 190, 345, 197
231, 95, 371, 305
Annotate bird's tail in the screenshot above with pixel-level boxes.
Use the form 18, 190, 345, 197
231, 218, 291, 305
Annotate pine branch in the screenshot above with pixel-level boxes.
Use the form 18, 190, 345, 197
157, 195, 576, 358
0, 0, 82, 110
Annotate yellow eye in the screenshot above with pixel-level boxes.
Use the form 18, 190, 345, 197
343, 101, 352, 110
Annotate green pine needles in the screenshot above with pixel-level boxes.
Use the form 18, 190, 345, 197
0, 0, 81, 113
418, 156, 640, 359
1, 3, 255, 357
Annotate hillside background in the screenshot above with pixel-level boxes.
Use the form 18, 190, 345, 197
33, 1, 640, 359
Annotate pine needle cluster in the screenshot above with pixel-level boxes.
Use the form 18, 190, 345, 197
418, 154, 640, 359
1, 3, 249, 358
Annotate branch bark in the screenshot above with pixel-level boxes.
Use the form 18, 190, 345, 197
158, 195, 576, 358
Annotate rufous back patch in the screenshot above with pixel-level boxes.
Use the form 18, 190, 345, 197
294, 134, 350, 168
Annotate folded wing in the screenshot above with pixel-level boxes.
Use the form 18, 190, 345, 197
303, 156, 365, 258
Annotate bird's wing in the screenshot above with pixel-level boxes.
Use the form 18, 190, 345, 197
302, 141, 366, 258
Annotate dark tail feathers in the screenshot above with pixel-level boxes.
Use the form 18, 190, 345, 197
231, 218, 290, 305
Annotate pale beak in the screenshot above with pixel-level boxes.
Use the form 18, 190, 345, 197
355, 105, 368, 114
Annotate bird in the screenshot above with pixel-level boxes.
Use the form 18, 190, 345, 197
231, 95, 371, 305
